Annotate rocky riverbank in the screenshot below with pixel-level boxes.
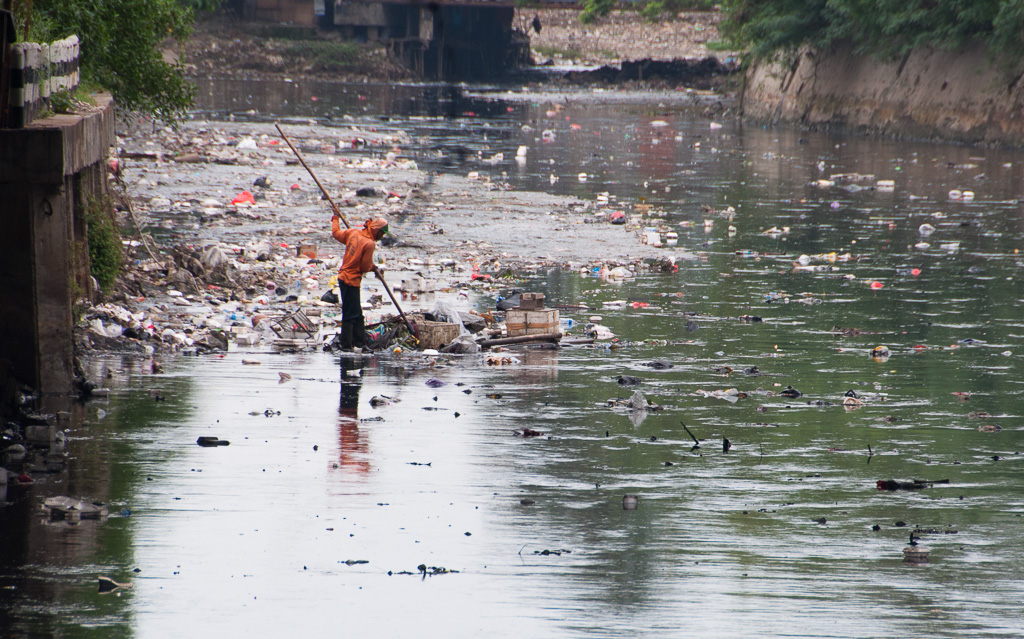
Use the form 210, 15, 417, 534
744, 41, 1024, 148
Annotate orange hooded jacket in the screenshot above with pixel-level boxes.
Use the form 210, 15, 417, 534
332, 217, 386, 287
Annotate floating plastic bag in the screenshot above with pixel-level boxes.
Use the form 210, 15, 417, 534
627, 390, 648, 410
442, 335, 479, 354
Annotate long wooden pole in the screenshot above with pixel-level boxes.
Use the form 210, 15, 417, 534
275, 123, 417, 337
275, 123, 348, 223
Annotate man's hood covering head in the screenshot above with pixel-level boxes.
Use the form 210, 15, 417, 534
365, 218, 388, 235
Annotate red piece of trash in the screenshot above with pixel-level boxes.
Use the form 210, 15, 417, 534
870, 281, 884, 289
570, 123, 582, 130
631, 302, 650, 308
231, 191, 255, 206
471, 273, 491, 281
290, 184, 301, 190
911, 268, 922, 277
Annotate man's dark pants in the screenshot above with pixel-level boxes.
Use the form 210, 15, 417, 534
339, 282, 366, 350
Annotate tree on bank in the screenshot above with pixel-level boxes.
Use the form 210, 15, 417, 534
580, 0, 616, 24
579, 0, 717, 24
719, 0, 1024, 64
10, 0, 212, 121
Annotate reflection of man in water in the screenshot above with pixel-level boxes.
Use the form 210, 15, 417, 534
338, 356, 370, 475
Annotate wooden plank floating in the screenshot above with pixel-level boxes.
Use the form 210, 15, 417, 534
478, 332, 562, 347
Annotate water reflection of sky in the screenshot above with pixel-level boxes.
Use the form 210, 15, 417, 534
187, 79, 1024, 636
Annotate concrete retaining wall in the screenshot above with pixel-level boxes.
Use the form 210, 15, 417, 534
743, 41, 1024, 147
0, 93, 115, 411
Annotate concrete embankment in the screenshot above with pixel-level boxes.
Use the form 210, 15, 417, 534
743, 41, 1024, 147
0, 94, 116, 412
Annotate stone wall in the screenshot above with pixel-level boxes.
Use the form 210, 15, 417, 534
742, 41, 1024, 147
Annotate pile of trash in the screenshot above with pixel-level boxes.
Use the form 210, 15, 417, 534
120, 122, 414, 171
89, 117, 740, 361
80, 240, 343, 353
2, 405, 68, 507
79, 233, 512, 356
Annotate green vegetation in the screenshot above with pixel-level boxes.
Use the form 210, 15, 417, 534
9, 0, 217, 121
48, 89, 74, 114
533, 44, 586, 60
177, 0, 223, 10
47, 84, 97, 115
257, 25, 319, 40
41, 81, 103, 118
283, 41, 363, 71
533, 44, 617, 60
85, 197, 123, 294
580, 0, 718, 24
719, 0, 1024, 64
580, 0, 616, 24
640, 1, 671, 22
74, 80, 102, 105
640, 0, 717, 22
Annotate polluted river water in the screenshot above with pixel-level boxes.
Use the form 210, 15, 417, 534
3, 77, 1024, 638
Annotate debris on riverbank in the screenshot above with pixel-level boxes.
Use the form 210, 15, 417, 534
74, 105, 706, 360
86, 10, 745, 367
178, 17, 410, 82
562, 56, 738, 90
520, 8, 736, 66
2, 410, 68, 507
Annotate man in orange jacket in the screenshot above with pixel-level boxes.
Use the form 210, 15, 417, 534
331, 214, 389, 351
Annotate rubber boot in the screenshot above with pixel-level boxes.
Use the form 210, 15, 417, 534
352, 317, 368, 351
339, 321, 355, 352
